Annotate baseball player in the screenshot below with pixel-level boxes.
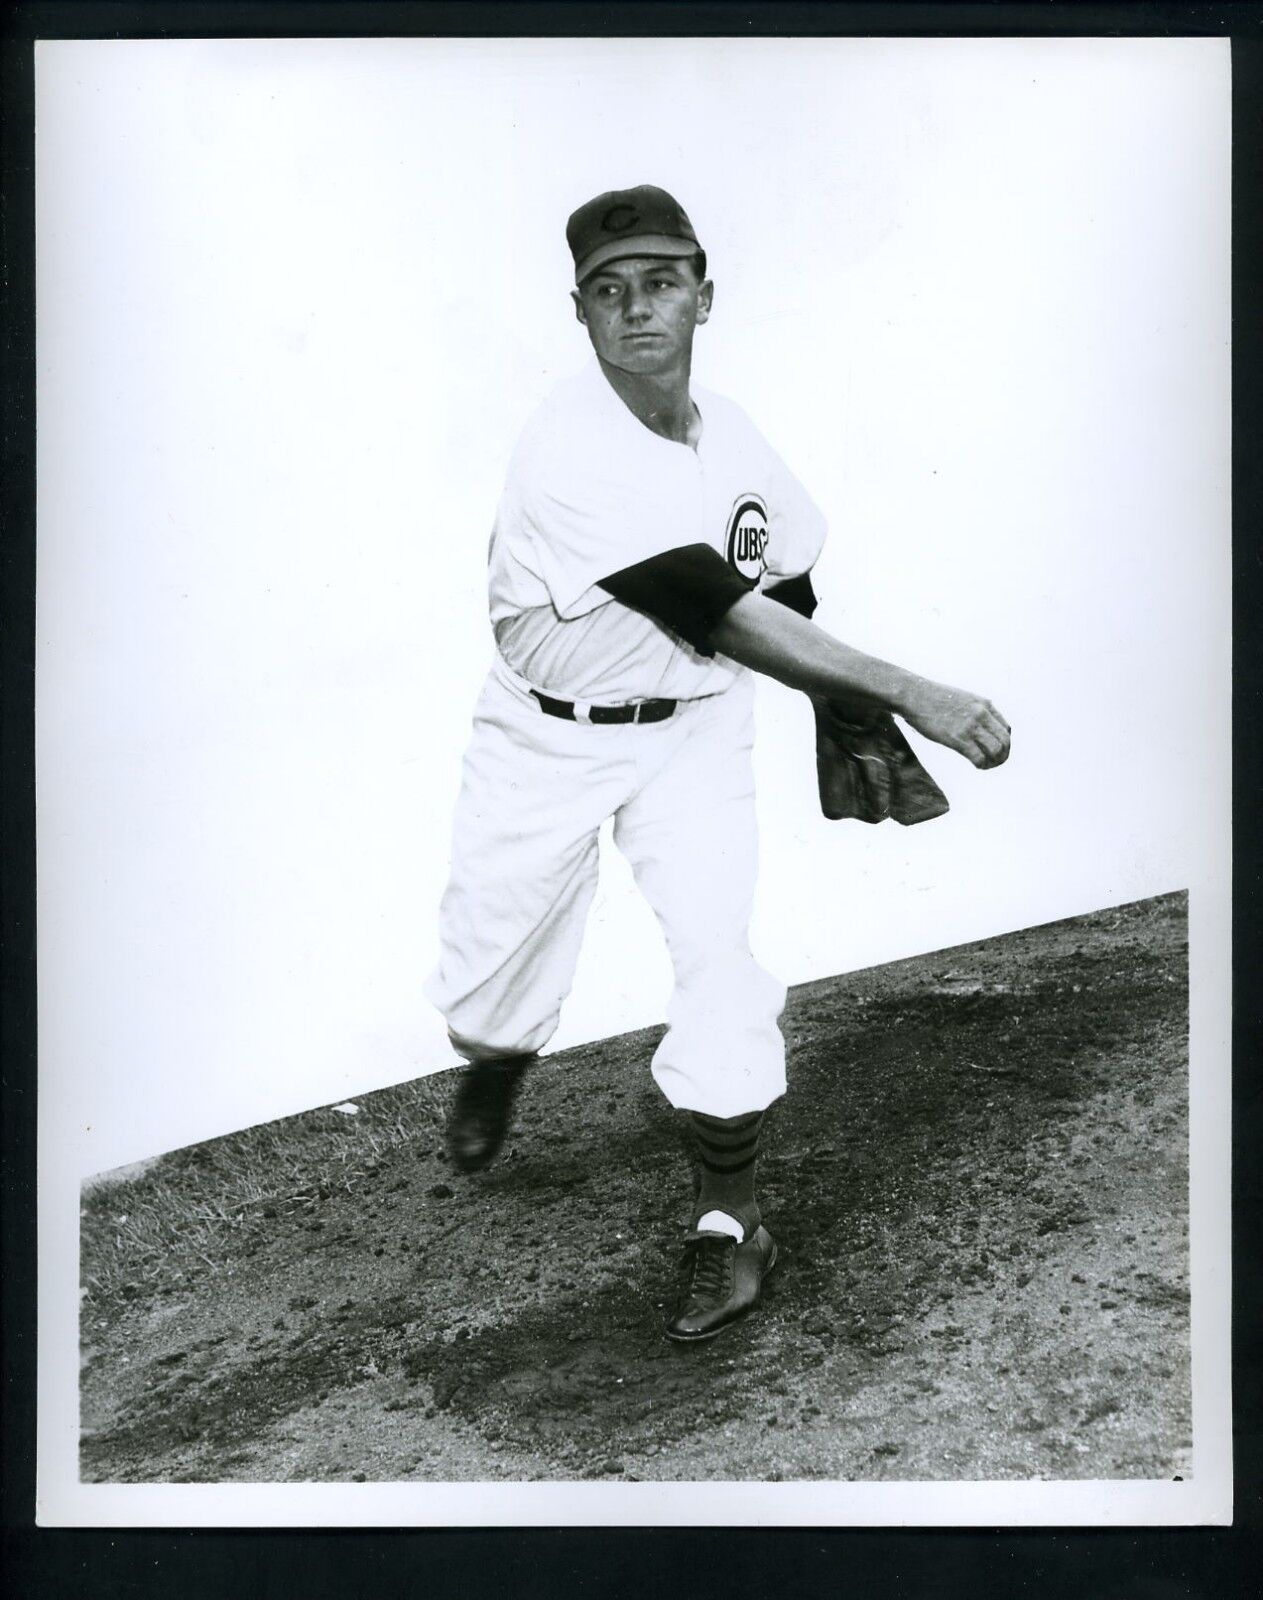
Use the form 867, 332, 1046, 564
426, 186, 1010, 1341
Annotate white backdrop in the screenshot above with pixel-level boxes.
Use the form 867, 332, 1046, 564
36, 37, 1230, 1182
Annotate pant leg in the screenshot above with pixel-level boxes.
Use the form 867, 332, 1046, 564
612, 676, 787, 1116
425, 665, 633, 1060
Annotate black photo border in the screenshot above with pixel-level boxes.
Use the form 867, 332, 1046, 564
3, 3, 1259, 1595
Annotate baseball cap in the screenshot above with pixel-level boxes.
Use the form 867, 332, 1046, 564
566, 185, 702, 284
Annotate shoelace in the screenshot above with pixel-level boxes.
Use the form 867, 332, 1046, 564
680, 1234, 735, 1302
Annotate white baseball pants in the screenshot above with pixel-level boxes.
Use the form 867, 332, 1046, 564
425, 655, 787, 1116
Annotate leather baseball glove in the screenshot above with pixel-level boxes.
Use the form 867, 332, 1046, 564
813, 698, 950, 825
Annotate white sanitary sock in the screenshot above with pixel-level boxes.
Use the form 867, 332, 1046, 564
696, 1209, 745, 1242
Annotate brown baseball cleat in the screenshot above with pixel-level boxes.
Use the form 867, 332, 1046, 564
664, 1225, 778, 1342
445, 1055, 531, 1173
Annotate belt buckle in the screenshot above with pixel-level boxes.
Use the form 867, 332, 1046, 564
631, 702, 644, 725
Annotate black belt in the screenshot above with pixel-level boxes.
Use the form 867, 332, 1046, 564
530, 689, 677, 725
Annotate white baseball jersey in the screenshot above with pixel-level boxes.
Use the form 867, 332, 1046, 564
428, 358, 829, 1112
489, 359, 827, 704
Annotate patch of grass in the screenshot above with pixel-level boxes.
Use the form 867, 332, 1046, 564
80, 1074, 453, 1316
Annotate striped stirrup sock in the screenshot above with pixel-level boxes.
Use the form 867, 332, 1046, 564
688, 1109, 765, 1240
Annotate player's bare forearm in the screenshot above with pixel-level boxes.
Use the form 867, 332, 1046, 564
713, 592, 917, 708
710, 591, 1011, 769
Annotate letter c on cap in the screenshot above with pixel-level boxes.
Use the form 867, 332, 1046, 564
602, 204, 640, 234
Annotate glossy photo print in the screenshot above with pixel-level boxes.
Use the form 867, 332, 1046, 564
36, 35, 1230, 1526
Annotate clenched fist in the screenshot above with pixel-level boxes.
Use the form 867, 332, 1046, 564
898, 680, 1011, 770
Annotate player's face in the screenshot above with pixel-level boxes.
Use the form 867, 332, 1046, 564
571, 256, 713, 375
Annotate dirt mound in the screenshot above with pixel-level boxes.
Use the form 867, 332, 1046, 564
81, 892, 1190, 1483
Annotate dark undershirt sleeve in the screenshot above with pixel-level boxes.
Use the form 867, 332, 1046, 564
763, 569, 819, 620
598, 543, 752, 656
599, 544, 820, 655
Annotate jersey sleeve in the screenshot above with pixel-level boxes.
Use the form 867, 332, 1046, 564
598, 543, 751, 654
733, 422, 825, 585
760, 445, 828, 582
517, 425, 705, 621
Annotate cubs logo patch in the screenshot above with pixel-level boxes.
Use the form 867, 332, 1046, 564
725, 494, 770, 585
